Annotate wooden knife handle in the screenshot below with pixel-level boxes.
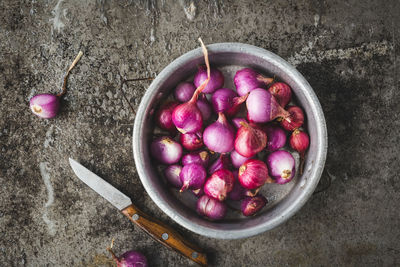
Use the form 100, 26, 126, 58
122, 204, 208, 266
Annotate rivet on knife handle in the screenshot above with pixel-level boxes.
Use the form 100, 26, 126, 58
122, 204, 208, 266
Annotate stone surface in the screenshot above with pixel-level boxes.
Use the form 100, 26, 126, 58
1, 0, 399, 266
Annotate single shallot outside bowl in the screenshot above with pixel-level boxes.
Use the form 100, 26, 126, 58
133, 43, 327, 239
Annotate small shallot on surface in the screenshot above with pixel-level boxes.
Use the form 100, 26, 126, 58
30, 51, 83, 119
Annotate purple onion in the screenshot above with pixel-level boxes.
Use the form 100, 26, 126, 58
211, 88, 237, 113
29, 94, 60, 119
197, 195, 227, 220
204, 169, 235, 201
203, 112, 235, 153
232, 117, 248, 129
174, 82, 196, 102
108, 249, 148, 267
179, 163, 207, 192
246, 88, 289, 123
194, 66, 224, 94
150, 137, 182, 164
238, 159, 269, 189
266, 150, 296, 184
192, 187, 204, 197
241, 195, 268, 216
180, 132, 203, 151
182, 151, 210, 167
155, 101, 179, 133
208, 154, 230, 174
234, 68, 273, 96
230, 150, 253, 169
211, 88, 248, 117
163, 165, 183, 188
262, 124, 287, 151
269, 82, 292, 107
196, 95, 212, 121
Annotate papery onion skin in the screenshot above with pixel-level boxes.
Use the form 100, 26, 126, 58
194, 66, 224, 94
150, 137, 182, 165
155, 101, 179, 133
230, 150, 253, 169
234, 122, 267, 157
29, 94, 60, 119
261, 124, 287, 151
266, 150, 296, 184
204, 169, 235, 201
268, 82, 292, 107
246, 88, 289, 123
174, 82, 196, 102
280, 105, 304, 131
233, 68, 274, 96
238, 159, 269, 189
208, 154, 230, 174
182, 151, 210, 167
203, 112, 235, 153
179, 163, 207, 192
180, 132, 203, 151
163, 165, 183, 188
241, 195, 268, 216
196, 195, 227, 220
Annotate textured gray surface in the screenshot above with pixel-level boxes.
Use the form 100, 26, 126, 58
0, 0, 399, 266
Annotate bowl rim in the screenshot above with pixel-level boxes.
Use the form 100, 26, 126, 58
133, 42, 328, 239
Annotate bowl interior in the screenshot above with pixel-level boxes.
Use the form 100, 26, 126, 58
133, 43, 327, 239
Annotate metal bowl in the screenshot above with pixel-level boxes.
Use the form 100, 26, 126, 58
133, 43, 327, 239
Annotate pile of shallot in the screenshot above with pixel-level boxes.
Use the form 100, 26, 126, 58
151, 39, 310, 220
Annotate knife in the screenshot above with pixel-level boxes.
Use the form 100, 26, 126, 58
69, 158, 207, 266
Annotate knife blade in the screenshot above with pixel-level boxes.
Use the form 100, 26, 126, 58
69, 158, 207, 266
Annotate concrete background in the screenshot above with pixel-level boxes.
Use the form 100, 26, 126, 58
1, 0, 399, 266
